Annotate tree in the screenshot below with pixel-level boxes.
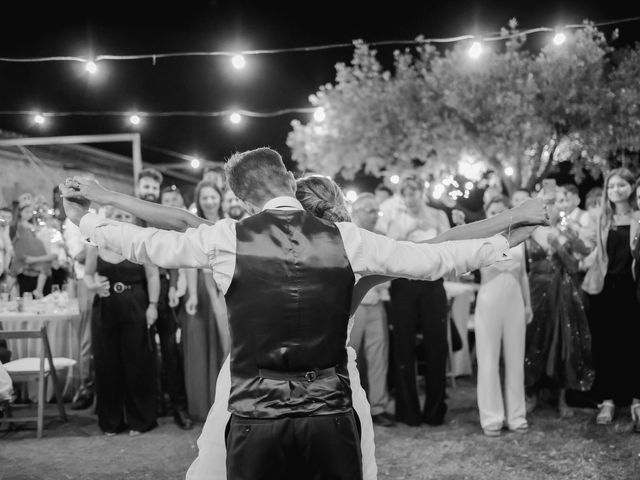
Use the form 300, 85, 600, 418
288, 22, 637, 193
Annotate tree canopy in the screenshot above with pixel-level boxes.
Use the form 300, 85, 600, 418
287, 22, 640, 192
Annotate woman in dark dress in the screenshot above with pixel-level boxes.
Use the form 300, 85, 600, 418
582, 168, 640, 432
85, 207, 161, 435
524, 221, 595, 417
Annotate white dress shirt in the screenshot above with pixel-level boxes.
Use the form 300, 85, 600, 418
79, 195, 510, 294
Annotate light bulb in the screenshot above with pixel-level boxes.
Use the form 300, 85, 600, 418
231, 55, 246, 70
129, 114, 141, 125
313, 108, 326, 122
468, 41, 483, 59
34, 114, 46, 125
390, 175, 400, 185
190, 158, 201, 169
230, 112, 242, 124
345, 190, 358, 203
85, 61, 98, 74
465, 181, 474, 190
504, 167, 514, 177
553, 32, 566, 46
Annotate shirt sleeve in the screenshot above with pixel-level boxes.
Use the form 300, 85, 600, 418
63, 219, 86, 259
336, 222, 510, 280
79, 212, 234, 270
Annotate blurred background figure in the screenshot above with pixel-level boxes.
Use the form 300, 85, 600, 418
582, 168, 640, 432
222, 189, 248, 221
511, 188, 531, 208
180, 180, 227, 421
474, 195, 530, 436
84, 207, 160, 436
136, 169, 192, 430
349, 193, 394, 427
381, 175, 451, 426
160, 185, 185, 209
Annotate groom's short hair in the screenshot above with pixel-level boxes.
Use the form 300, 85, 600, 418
225, 148, 292, 204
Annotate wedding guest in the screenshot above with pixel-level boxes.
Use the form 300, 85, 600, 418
524, 208, 595, 417
202, 165, 227, 192
374, 184, 393, 206
84, 207, 160, 436
10, 202, 55, 297
475, 195, 531, 435
582, 168, 640, 432
222, 189, 248, 220
381, 175, 451, 426
180, 180, 227, 420
0, 208, 13, 282
349, 193, 394, 427
136, 169, 192, 429
160, 185, 185, 209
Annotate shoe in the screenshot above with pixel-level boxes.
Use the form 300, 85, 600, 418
483, 428, 502, 437
129, 430, 141, 437
596, 402, 615, 425
174, 408, 194, 430
71, 395, 93, 410
631, 403, 640, 434
104, 431, 117, 437
510, 424, 529, 434
372, 413, 396, 427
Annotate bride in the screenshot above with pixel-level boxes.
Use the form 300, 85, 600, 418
64, 174, 546, 480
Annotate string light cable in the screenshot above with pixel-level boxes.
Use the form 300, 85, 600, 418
0, 16, 637, 64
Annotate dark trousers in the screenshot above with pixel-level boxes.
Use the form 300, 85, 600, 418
390, 278, 448, 425
226, 411, 363, 480
92, 317, 157, 433
155, 276, 188, 411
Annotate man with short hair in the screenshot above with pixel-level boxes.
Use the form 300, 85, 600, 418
350, 193, 394, 427
380, 175, 452, 426
63, 147, 542, 480
558, 184, 591, 230
136, 168, 192, 430
222, 189, 248, 221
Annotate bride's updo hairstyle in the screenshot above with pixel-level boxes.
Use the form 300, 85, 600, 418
296, 175, 351, 223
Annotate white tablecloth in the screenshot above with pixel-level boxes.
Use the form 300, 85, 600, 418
0, 300, 80, 401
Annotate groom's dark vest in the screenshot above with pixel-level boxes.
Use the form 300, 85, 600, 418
225, 209, 355, 418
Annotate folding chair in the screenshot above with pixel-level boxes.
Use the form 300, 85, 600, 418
0, 325, 76, 438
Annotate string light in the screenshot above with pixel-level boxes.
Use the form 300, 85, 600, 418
433, 183, 445, 199
468, 41, 483, 59
34, 114, 46, 125
190, 157, 201, 169
390, 175, 400, 184
231, 54, 246, 69
129, 114, 141, 125
0, 17, 637, 65
504, 166, 515, 177
345, 190, 358, 202
229, 112, 242, 124
465, 181, 474, 190
313, 107, 326, 122
85, 61, 98, 74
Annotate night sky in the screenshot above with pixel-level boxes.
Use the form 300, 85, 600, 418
1, 1, 638, 184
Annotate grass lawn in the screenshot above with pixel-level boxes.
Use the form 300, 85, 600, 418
1, 377, 639, 479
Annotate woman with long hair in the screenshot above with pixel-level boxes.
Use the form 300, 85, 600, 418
582, 168, 640, 431
180, 180, 228, 421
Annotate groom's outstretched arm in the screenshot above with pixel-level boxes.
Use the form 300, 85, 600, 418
79, 212, 234, 270
338, 222, 512, 280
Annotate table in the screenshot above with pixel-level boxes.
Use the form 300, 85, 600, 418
444, 281, 478, 378
0, 299, 80, 401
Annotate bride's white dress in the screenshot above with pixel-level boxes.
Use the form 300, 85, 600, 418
186, 316, 378, 480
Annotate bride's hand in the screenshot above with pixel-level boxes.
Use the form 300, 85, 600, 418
64, 176, 113, 206
185, 294, 198, 315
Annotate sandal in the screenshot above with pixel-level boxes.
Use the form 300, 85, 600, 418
596, 401, 614, 425
631, 403, 640, 433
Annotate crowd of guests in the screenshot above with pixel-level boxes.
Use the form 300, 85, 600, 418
1, 164, 640, 438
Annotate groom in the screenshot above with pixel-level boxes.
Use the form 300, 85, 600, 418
62, 147, 543, 480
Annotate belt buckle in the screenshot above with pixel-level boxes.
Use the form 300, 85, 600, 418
113, 282, 126, 294
304, 371, 317, 382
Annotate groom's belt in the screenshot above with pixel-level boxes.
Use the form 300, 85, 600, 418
258, 366, 336, 382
